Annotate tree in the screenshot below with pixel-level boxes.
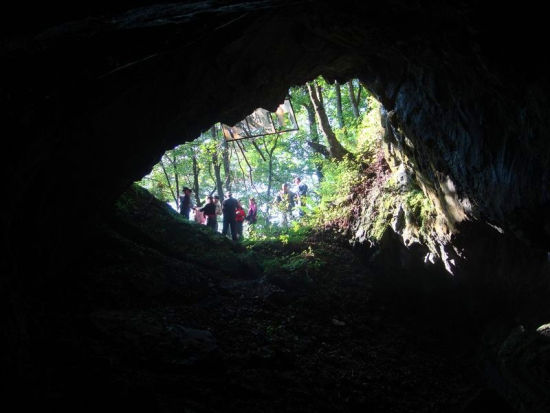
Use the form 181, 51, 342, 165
191, 146, 201, 206
307, 81, 350, 161
159, 152, 178, 206
222, 139, 232, 192
334, 80, 344, 128
262, 133, 280, 223
210, 125, 225, 199
291, 85, 324, 179
348, 80, 361, 119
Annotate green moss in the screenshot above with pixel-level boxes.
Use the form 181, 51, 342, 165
370, 190, 395, 240
354, 174, 436, 243
404, 186, 436, 235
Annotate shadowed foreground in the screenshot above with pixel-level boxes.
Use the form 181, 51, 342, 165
13, 185, 524, 412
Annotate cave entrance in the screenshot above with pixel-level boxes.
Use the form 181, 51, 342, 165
137, 75, 434, 245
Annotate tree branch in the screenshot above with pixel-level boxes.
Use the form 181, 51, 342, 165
307, 141, 330, 158
159, 158, 177, 205
251, 139, 266, 161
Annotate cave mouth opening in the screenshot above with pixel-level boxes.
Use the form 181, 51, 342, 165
133, 76, 427, 247
91, 73, 491, 410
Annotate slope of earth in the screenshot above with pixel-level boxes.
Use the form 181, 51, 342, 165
25, 185, 507, 412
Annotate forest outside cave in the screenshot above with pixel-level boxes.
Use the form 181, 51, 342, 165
136, 77, 439, 257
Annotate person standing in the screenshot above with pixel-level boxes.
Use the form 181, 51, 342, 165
179, 187, 193, 220
245, 197, 257, 225
222, 192, 239, 241
194, 197, 208, 225
213, 195, 223, 232
199, 196, 217, 231
235, 201, 246, 240
275, 183, 295, 228
293, 177, 308, 216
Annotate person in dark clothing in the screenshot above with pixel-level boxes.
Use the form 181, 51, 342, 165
199, 196, 217, 230
293, 176, 308, 216
222, 192, 239, 240
179, 187, 193, 219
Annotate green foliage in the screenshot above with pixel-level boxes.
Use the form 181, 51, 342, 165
129, 74, 441, 264
365, 178, 436, 242
404, 186, 437, 236
369, 187, 398, 240
244, 220, 312, 244
356, 97, 384, 153
136, 76, 382, 239
306, 157, 361, 225
280, 248, 324, 273
292, 88, 436, 245
257, 244, 325, 278
303, 95, 382, 230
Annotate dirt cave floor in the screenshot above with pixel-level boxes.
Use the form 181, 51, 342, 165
57, 240, 495, 412
28, 188, 515, 412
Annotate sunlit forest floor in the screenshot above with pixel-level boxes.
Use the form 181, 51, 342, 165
35, 185, 512, 412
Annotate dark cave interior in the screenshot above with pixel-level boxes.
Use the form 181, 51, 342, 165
2, 1, 550, 411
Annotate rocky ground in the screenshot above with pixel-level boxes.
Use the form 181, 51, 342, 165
27, 186, 525, 412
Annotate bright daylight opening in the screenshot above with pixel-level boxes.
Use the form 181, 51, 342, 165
137, 76, 435, 247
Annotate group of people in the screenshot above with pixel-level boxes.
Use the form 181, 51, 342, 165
219, 192, 257, 241
178, 187, 257, 241
177, 176, 307, 238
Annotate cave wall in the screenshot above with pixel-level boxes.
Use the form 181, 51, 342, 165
2, 0, 550, 386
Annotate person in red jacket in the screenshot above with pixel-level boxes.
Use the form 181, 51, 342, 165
235, 200, 246, 240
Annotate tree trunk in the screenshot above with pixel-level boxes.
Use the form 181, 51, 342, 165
307, 81, 350, 161
159, 157, 177, 205
171, 151, 180, 202
303, 87, 324, 180
348, 81, 360, 118
359, 80, 369, 111
192, 151, 201, 206
213, 156, 224, 198
303, 101, 327, 158
301, 85, 319, 142
263, 134, 280, 224
210, 126, 224, 199
307, 141, 330, 158
222, 139, 232, 192
335, 80, 344, 128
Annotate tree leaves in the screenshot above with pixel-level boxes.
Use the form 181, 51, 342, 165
138, 77, 372, 225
